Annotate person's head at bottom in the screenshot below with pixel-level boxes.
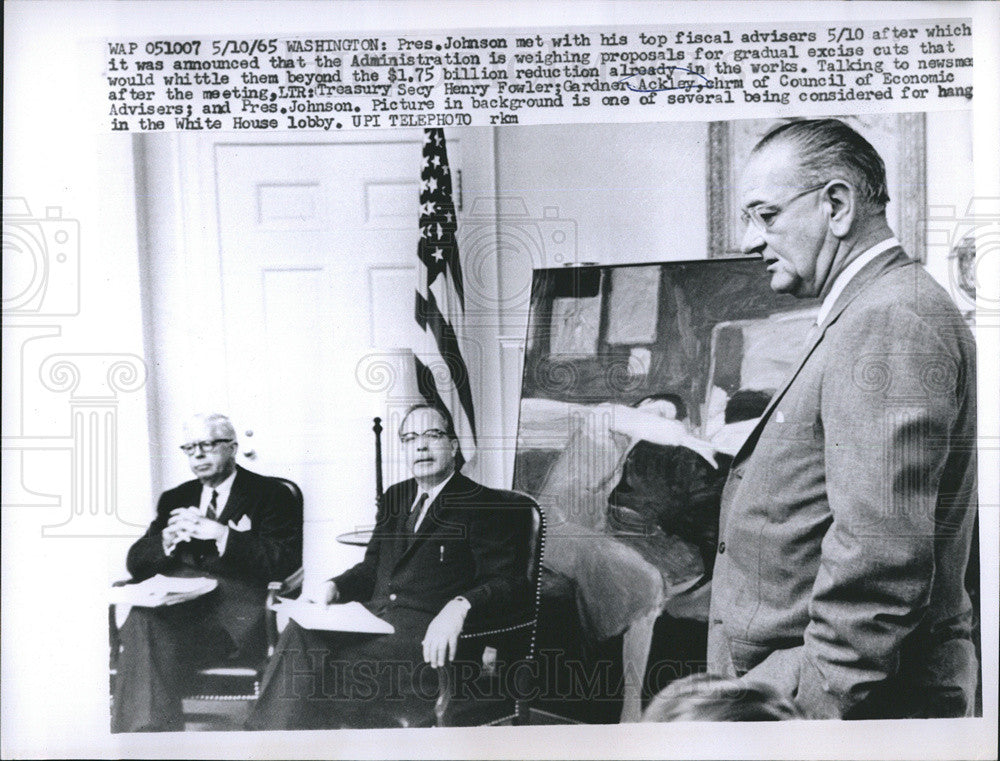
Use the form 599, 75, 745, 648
642, 673, 802, 721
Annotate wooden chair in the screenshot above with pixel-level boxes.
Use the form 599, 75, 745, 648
109, 477, 303, 726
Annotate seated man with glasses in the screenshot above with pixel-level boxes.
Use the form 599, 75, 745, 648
112, 413, 302, 732
247, 402, 534, 730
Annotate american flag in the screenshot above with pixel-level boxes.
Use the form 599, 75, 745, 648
414, 128, 477, 464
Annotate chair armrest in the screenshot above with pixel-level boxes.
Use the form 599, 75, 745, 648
458, 619, 536, 641
265, 566, 304, 656
108, 578, 133, 667
435, 667, 452, 727
280, 567, 304, 595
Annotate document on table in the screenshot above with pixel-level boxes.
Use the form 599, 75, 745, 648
273, 598, 395, 634
109, 574, 218, 607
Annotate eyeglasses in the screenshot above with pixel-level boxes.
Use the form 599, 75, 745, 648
179, 438, 234, 455
399, 429, 449, 444
740, 183, 828, 231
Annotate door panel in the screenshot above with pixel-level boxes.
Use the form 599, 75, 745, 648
214, 137, 434, 576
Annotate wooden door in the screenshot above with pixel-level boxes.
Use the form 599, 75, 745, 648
214, 135, 438, 576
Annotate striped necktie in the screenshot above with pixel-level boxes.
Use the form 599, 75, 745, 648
406, 492, 428, 535
206, 489, 219, 521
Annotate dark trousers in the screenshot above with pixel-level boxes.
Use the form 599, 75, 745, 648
111, 594, 237, 732
247, 614, 438, 730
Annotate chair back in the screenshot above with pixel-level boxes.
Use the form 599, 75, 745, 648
271, 476, 304, 512
522, 496, 545, 651
436, 492, 545, 727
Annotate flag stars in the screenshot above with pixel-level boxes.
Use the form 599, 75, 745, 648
420, 200, 437, 216
431, 248, 445, 261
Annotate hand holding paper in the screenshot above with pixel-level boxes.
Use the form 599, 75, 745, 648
302, 578, 339, 605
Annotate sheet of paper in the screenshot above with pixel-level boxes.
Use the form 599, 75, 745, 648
274, 598, 395, 634
109, 574, 217, 607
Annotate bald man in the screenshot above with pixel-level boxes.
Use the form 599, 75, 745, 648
112, 414, 302, 732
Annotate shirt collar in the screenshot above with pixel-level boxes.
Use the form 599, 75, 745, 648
201, 467, 237, 512
411, 471, 455, 531
816, 236, 900, 327
414, 471, 454, 509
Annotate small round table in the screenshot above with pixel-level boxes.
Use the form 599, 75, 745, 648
335, 529, 373, 547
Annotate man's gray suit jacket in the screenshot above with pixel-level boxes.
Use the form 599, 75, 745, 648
707, 247, 978, 719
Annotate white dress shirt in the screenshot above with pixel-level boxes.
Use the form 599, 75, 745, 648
199, 468, 237, 555
410, 472, 454, 533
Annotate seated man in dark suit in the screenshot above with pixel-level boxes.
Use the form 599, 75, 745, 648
247, 402, 534, 730
112, 413, 302, 732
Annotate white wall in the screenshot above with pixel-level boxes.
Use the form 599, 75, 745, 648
3, 17, 153, 746
924, 110, 976, 311
494, 122, 709, 267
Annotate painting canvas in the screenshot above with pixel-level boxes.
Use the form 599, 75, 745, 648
515, 258, 818, 503
512, 258, 819, 720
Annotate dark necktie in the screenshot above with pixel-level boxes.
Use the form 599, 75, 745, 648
405, 492, 428, 535
206, 489, 219, 521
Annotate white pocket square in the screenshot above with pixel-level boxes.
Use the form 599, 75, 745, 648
775, 410, 785, 423
228, 514, 252, 532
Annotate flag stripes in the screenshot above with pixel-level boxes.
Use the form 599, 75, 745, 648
413, 128, 477, 462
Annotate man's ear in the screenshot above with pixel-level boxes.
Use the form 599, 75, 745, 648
824, 180, 855, 238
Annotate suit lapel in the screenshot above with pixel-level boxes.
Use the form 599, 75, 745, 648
732, 324, 824, 465
216, 466, 248, 526
732, 248, 913, 465
396, 472, 465, 565
389, 479, 418, 556
177, 480, 202, 509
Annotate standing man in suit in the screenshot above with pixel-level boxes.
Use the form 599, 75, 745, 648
112, 413, 302, 732
707, 119, 978, 719
247, 402, 533, 730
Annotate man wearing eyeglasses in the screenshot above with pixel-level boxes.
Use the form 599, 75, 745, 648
247, 402, 533, 730
706, 119, 978, 719
112, 413, 302, 732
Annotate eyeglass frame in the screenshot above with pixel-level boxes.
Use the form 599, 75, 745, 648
740, 182, 829, 231
399, 429, 451, 445
179, 438, 235, 455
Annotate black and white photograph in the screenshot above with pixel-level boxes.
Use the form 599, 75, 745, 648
2, 2, 998, 759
